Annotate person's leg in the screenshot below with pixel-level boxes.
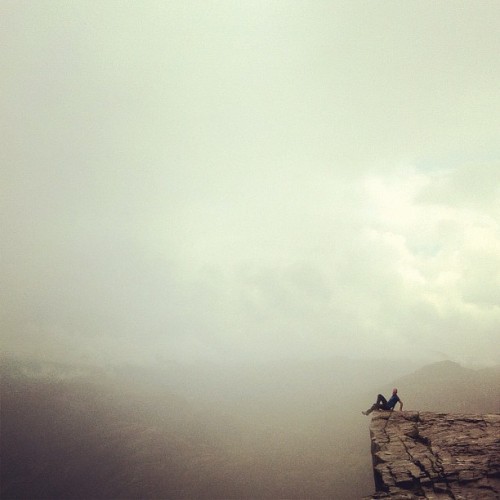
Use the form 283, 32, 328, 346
376, 394, 387, 409
362, 404, 376, 415
363, 394, 387, 415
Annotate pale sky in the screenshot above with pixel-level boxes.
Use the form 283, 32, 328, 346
2, 1, 499, 366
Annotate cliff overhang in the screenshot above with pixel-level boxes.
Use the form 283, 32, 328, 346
368, 411, 500, 499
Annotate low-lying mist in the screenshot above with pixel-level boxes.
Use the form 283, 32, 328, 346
2, 355, 499, 499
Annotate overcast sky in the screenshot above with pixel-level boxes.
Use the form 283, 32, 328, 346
2, 1, 499, 366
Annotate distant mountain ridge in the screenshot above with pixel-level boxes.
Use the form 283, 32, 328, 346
390, 360, 500, 414
1, 355, 105, 381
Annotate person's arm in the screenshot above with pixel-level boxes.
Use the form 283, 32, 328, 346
398, 399, 403, 411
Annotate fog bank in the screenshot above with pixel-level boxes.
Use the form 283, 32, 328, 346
2, 1, 499, 367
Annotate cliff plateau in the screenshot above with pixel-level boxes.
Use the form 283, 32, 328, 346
369, 411, 500, 499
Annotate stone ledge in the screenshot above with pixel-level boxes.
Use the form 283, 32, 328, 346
367, 411, 500, 499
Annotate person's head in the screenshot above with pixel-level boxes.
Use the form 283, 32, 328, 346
392, 388, 398, 394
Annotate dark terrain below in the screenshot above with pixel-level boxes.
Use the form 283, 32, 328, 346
1, 356, 498, 499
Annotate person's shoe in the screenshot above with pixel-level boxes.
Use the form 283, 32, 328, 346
362, 411, 368, 415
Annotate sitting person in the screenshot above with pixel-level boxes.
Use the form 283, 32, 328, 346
362, 388, 403, 415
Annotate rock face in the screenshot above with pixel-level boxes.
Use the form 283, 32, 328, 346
369, 411, 500, 499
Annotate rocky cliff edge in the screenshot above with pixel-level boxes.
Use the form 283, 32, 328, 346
368, 411, 500, 499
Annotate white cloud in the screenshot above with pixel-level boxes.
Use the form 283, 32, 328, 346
2, 1, 499, 366
356, 166, 500, 364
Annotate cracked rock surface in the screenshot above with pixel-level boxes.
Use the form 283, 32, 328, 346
368, 411, 500, 499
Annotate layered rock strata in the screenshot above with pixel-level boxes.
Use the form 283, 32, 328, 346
369, 411, 500, 499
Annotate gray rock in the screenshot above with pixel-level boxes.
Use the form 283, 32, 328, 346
367, 411, 500, 499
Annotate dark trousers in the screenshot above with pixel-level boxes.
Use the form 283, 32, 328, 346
365, 394, 389, 415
